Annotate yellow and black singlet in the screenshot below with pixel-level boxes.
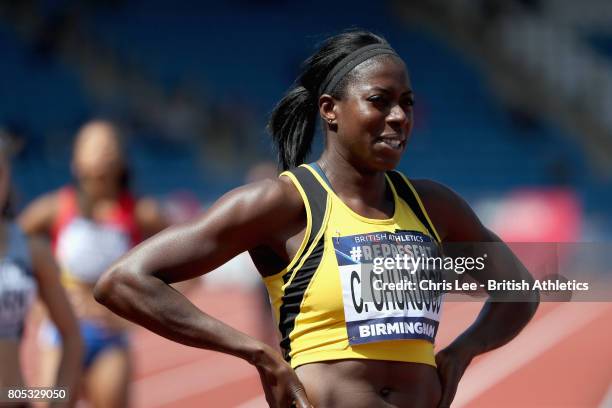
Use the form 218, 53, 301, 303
263, 163, 444, 369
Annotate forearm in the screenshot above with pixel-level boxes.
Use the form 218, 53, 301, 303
449, 233, 540, 358
447, 297, 538, 358
53, 338, 83, 408
94, 267, 266, 364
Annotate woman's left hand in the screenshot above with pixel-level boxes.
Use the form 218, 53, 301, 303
435, 346, 474, 408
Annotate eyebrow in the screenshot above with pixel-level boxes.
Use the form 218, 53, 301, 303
370, 86, 414, 95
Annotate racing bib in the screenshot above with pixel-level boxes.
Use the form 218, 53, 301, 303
333, 230, 443, 345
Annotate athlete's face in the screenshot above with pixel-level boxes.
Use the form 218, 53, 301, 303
72, 122, 124, 200
323, 55, 414, 172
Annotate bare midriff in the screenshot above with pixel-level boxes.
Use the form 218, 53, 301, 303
296, 359, 441, 408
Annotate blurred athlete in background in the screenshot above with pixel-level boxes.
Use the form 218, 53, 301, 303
19, 120, 166, 407
0, 137, 83, 407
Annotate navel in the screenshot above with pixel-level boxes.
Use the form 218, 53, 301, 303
379, 386, 392, 399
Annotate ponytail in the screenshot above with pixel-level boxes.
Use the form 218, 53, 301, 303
268, 30, 389, 170
267, 85, 318, 171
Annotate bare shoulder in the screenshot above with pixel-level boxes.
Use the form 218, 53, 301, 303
18, 190, 61, 234
132, 175, 305, 237
28, 190, 60, 211
212, 176, 305, 227
409, 179, 487, 241
163, 176, 306, 250
409, 179, 462, 236
409, 179, 460, 208
215, 176, 306, 273
254, 175, 304, 210
94, 177, 307, 283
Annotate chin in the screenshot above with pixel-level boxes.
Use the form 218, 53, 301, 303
355, 148, 404, 173
366, 146, 405, 172
379, 149, 405, 169
370, 156, 401, 173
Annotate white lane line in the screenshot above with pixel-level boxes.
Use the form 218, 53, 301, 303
453, 303, 611, 408
598, 383, 612, 408
132, 353, 256, 408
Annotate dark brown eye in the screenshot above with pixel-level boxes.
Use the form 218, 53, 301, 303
401, 97, 415, 108
367, 95, 389, 107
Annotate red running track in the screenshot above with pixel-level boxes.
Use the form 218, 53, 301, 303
22, 286, 612, 407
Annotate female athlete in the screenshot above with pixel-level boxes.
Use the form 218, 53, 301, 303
94, 31, 538, 408
18, 120, 166, 407
0, 139, 82, 407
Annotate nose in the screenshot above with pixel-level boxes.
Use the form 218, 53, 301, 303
386, 103, 409, 130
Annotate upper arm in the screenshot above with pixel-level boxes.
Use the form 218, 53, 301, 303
110, 177, 305, 284
18, 192, 58, 236
29, 237, 80, 337
411, 179, 489, 243
412, 180, 535, 286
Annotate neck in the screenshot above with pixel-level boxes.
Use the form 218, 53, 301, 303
317, 149, 391, 215
77, 187, 122, 217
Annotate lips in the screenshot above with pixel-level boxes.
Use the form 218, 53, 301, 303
376, 134, 406, 150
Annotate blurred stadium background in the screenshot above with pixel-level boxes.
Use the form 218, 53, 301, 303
2, 0, 611, 407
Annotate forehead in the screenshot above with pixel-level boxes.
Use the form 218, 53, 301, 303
346, 55, 411, 94
75, 126, 122, 160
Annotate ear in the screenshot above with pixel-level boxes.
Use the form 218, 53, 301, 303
319, 94, 338, 130
319, 94, 336, 121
